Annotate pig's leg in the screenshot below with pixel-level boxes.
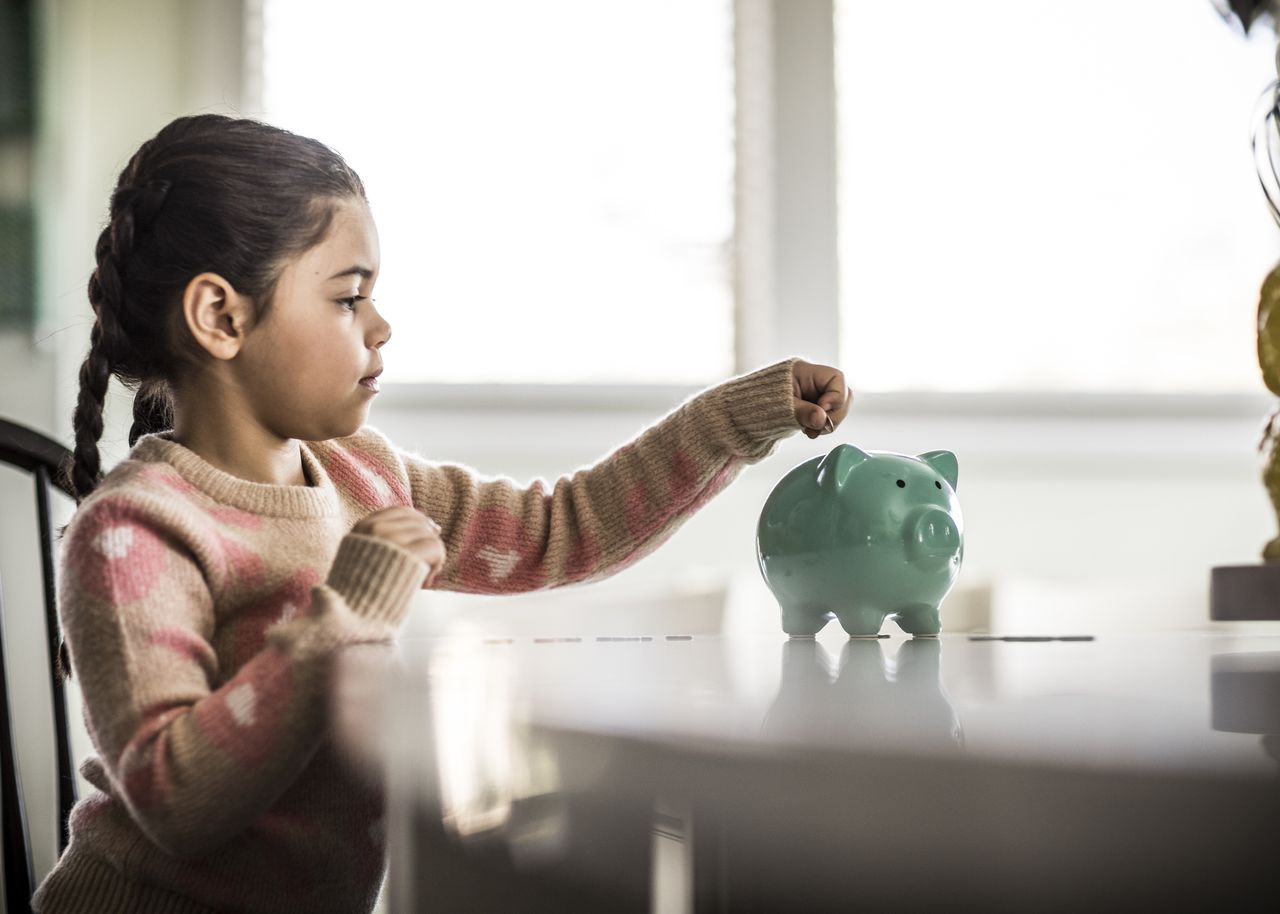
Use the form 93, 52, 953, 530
833, 605, 886, 638
892, 604, 941, 637
779, 601, 834, 637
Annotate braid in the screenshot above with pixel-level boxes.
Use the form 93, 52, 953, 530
68, 171, 175, 500
68, 319, 110, 503
93, 211, 128, 315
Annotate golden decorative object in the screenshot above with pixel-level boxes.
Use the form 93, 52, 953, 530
1209, 5, 1280, 616
1257, 263, 1280, 563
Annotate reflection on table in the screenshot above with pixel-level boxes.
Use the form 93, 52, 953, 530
1212, 650, 1280, 770
333, 631, 1280, 913
764, 637, 963, 751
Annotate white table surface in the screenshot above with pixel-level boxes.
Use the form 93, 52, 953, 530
334, 629, 1280, 913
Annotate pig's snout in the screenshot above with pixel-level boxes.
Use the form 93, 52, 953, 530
905, 506, 961, 568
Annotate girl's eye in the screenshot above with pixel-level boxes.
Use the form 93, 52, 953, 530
338, 295, 367, 311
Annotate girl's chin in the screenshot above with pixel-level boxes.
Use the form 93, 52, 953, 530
330, 417, 368, 440
301, 411, 368, 443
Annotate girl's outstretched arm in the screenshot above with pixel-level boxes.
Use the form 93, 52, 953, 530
339, 357, 804, 594
59, 493, 427, 857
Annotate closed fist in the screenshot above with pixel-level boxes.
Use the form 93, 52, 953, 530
351, 506, 447, 588
792, 359, 852, 440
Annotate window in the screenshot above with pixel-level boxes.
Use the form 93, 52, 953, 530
836, 0, 1279, 393
262, 0, 736, 385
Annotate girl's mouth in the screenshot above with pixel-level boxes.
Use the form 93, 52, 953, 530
359, 375, 381, 393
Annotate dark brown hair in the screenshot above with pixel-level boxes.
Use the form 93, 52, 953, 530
66, 114, 367, 502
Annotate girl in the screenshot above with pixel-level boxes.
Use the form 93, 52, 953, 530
33, 113, 850, 914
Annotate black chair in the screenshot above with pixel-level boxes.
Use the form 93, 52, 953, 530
0, 418, 77, 911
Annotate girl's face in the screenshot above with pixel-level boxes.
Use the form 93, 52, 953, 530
237, 197, 390, 442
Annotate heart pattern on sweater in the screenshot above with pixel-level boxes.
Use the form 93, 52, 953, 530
225, 683, 257, 727
477, 545, 520, 581
95, 525, 135, 560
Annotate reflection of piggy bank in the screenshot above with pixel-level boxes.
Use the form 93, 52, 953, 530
756, 444, 963, 637
762, 638, 964, 752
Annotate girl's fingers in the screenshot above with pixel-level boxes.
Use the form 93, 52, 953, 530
410, 538, 447, 574
349, 509, 447, 585
793, 361, 852, 437
423, 538, 446, 565
402, 533, 446, 559
423, 550, 446, 588
819, 382, 849, 416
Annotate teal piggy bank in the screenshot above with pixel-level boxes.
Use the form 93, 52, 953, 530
756, 444, 964, 638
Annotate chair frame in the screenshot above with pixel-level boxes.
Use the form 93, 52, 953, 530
0, 418, 78, 909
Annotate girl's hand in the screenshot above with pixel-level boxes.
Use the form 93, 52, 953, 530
793, 359, 852, 440
351, 507, 448, 588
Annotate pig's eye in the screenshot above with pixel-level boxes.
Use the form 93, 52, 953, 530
896, 479, 905, 488
935, 481, 942, 489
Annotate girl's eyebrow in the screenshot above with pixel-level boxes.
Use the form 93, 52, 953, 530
328, 265, 373, 281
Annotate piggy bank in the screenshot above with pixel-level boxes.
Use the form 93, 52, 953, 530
756, 444, 963, 638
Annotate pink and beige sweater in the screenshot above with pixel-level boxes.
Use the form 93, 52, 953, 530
33, 357, 803, 914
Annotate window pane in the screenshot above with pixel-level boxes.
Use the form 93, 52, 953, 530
836, 0, 1278, 392
262, 0, 735, 384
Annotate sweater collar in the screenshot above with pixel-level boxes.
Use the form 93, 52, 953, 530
130, 432, 342, 518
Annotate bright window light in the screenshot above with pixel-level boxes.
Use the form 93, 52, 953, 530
836, 0, 1280, 393
262, 0, 735, 385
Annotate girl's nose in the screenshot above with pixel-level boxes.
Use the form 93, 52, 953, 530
369, 305, 392, 348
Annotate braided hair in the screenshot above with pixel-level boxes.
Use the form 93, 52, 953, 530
66, 114, 367, 503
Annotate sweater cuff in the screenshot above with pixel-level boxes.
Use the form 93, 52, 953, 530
324, 533, 428, 627
707, 357, 802, 462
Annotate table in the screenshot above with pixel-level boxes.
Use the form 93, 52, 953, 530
332, 629, 1280, 913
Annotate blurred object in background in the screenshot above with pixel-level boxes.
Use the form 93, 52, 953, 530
991, 572, 1221, 634
1213, 0, 1280, 35
0, 0, 35, 331
407, 571, 730, 640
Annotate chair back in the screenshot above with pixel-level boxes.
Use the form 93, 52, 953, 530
0, 418, 77, 910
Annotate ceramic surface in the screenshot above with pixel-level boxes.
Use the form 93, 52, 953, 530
756, 444, 964, 636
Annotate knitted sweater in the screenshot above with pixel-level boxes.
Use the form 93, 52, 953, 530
33, 357, 802, 914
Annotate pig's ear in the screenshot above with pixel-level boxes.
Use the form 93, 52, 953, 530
918, 450, 958, 491
817, 444, 872, 492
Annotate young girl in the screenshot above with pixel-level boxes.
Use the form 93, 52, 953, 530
32, 113, 850, 914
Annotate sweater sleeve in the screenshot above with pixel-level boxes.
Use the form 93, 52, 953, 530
403, 357, 801, 593
59, 495, 427, 858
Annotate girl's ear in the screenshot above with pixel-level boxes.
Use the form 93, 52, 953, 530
182, 272, 251, 360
